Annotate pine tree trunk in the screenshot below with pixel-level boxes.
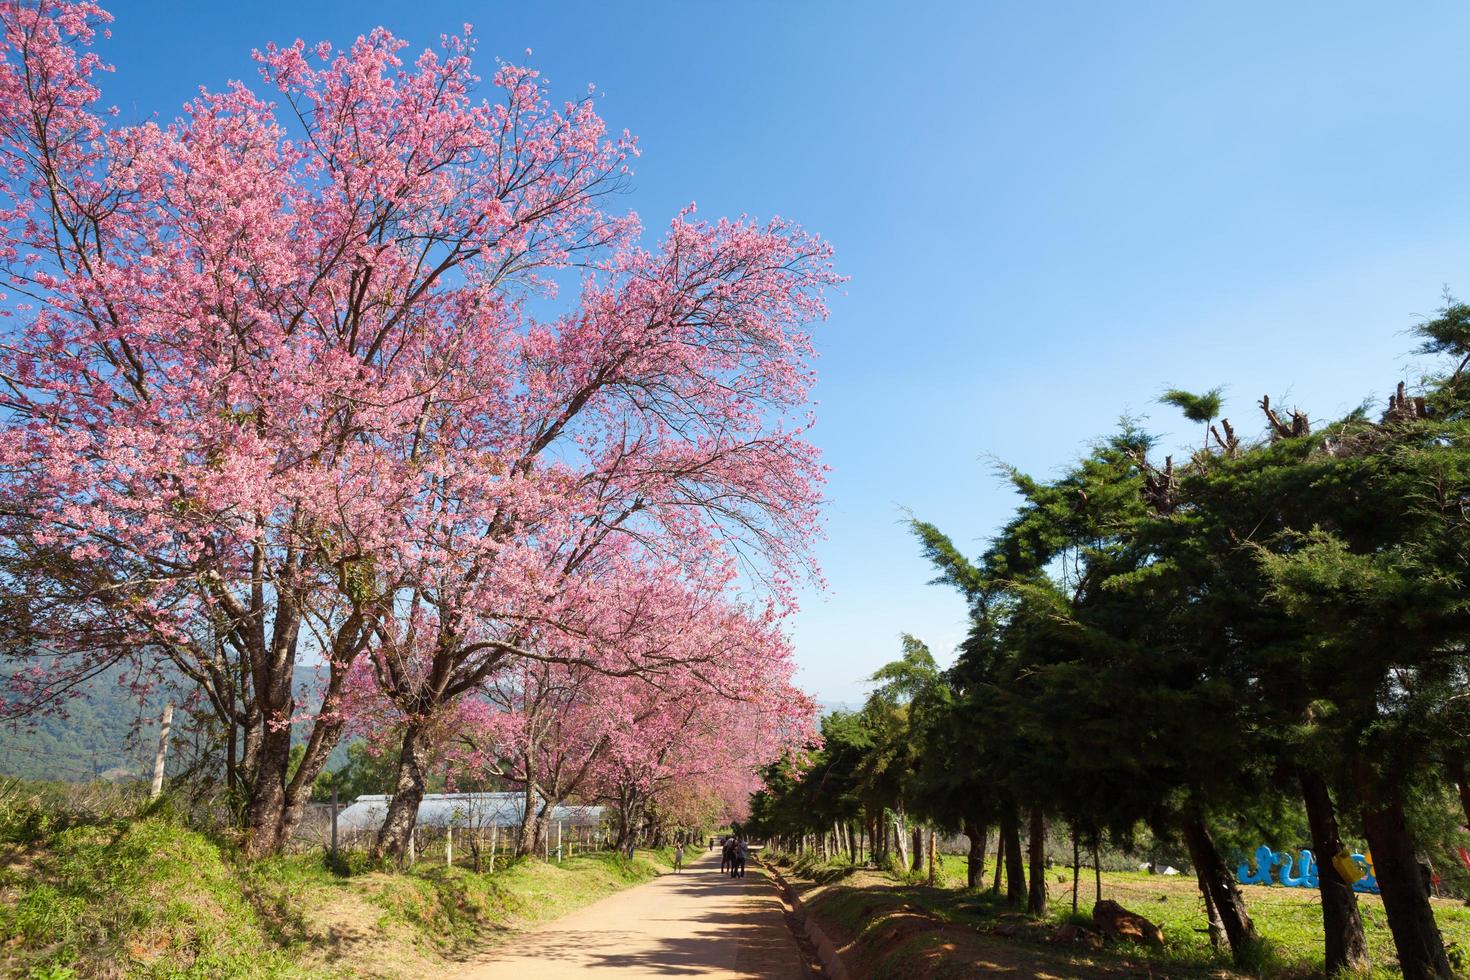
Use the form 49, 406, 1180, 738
1002, 807, 1026, 906
911, 826, 925, 873
1071, 824, 1080, 915
1194, 858, 1226, 948
1092, 837, 1101, 902
1355, 763, 1451, 979
1299, 768, 1369, 974
1027, 805, 1047, 915
1182, 814, 1256, 965
1449, 758, 1470, 833
374, 721, 431, 863
963, 820, 987, 889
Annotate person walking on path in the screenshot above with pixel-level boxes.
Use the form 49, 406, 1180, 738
673, 843, 685, 873
720, 837, 733, 875
732, 839, 747, 879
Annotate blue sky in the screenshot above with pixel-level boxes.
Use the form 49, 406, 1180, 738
106, 1, 1470, 704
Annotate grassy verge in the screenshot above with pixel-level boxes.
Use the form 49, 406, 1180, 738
0, 782, 674, 979
770, 850, 1470, 979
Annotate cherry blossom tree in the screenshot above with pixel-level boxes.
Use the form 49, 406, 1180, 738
431, 595, 818, 854
0, 0, 834, 858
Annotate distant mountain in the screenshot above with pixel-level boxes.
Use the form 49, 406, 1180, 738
0, 661, 348, 783
0, 662, 166, 781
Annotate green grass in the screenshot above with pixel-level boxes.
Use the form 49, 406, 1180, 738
0, 783, 678, 979
778, 850, 1470, 978
1, 815, 301, 978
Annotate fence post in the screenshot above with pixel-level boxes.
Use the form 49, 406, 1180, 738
446, 826, 453, 868
489, 823, 498, 872
149, 702, 173, 799
557, 821, 563, 862
331, 786, 339, 856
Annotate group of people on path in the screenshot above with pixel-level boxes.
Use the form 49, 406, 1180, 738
718, 836, 749, 878
671, 835, 751, 877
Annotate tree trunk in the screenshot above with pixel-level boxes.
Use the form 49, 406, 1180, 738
1182, 814, 1256, 965
242, 716, 292, 856
992, 829, 1004, 891
963, 820, 987, 889
1027, 805, 1047, 915
911, 825, 925, 874
1194, 857, 1226, 949
1449, 757, 1470, 833
1071, 824, 1080, 915
1355, 762, 1451, 979
1299, 768, 1369, 974
1092, 836, 1101, 902
516, 783, 546, 857
894, 815, 910, 869
374, 720, 431, 863
1002, 807, 1026, 906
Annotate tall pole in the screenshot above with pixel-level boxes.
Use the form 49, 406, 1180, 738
149, 702, 173, 799
331, 786, 339, 857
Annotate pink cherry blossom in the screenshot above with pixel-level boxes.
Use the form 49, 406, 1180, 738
0, 0, 835, 857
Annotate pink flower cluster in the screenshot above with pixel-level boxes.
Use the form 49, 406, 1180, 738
0, 0, 834, 845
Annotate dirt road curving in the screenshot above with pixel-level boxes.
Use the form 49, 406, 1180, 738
459, 848, 810, 979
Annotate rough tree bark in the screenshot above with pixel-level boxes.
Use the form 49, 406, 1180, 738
1001, 807, 1026, 906
243, 719, 293, 855
1092, 836, 1102, 903
1355, 762, 1452, 980
1449, 758, 1470, 835
1299, 768, 1369, 974
894, 815, 910, 869
374, 719, 433, 863
1071, 824, 1081, 915
1194, 860, 1226, 949
1183, 814, 1256, 965
963, 820, 988, 889
911, 825, 925, 874
1026, 805, 1048, 915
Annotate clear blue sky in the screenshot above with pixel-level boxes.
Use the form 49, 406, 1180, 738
106, 1, 1470, 704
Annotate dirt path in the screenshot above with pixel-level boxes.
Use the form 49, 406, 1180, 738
457, 848, 809, 979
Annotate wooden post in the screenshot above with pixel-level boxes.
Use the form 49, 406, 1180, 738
408, 829, 416, 866
331, 786, 339, 856
557, 821, 563, 863
149, 702, 173, 799
489, 823, 498, 872
446, 826, 453, 868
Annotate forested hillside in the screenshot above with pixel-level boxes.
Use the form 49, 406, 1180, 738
0, 663, 163, 781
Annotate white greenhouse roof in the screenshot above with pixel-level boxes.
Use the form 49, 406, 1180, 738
335, 791, 606, 832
